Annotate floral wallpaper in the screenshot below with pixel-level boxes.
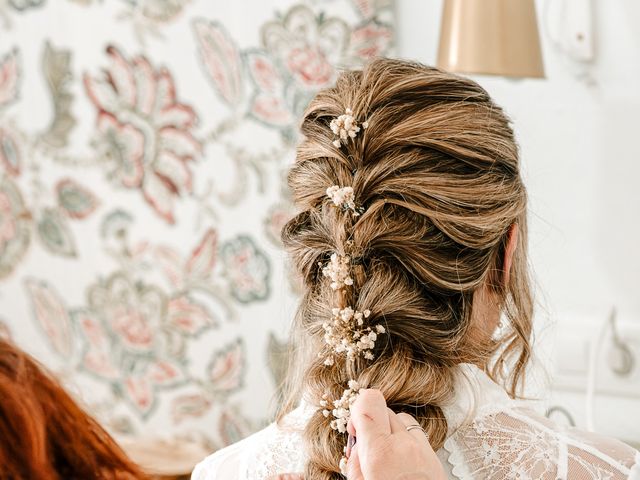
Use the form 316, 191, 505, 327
0, 0, 393, 450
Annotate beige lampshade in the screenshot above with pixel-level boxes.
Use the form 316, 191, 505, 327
437, 0, 545, 78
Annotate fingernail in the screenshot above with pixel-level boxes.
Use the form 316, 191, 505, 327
346, 433, 356, 458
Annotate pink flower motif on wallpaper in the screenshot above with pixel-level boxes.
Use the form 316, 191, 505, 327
245, 51, 292, 127
73, 271, 218, 416
285, 46, 334, 88
262, 6, 348, 90
87, 273, 165, 355
349, 21, 394, 59
153, 228, 219, 291
242, 5, 392, 131
84, 46, 202, 223
171, 338, 246, 426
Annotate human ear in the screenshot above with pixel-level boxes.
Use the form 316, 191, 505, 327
502, 223, 518, 286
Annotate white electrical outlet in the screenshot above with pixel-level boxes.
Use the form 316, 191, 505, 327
548, 314, 640, 443
596, 321, 640, 398
552, 315, 640, 400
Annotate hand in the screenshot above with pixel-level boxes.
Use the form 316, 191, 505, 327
345, 389, 446, 480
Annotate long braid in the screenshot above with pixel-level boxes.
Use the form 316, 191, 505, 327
280, 58, 533, 479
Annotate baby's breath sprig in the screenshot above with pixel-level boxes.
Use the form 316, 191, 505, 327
330, 108, 368, 148
320, 380, 362, 476
323, 108, 380, 475
321, 253, 353, 291
321, 380, 361, 433
322, 307, 386, 366
326, 185, 363, 217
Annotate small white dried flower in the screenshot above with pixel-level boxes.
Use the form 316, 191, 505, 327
322, 306, 385, 363
326, 185, 362, 216
324, 380, 361, 435
330, 108, 368, 148
322, 381, 364, 475
322, 253, 353, 290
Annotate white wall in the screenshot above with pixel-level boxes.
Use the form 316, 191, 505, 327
395, 0, 640, 444
395, 0, 640, 324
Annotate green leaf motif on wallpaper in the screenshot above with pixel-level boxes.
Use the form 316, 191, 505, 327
193, 19, 244, 107
220, 235, 270, 304
0, 48, 20, 108
218, 407, 254, 447
206, 338, 245, 396
171, 393, 212, 425
24, 277, 73, 358
267, 332, 289, 406
36, 207, 77, 257
56, 178, 99, 219
40, 41, 76, 149
0, 127, 21, 175
5, 0, 46, 14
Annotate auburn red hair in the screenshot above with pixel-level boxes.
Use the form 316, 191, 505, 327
0, 339, 149, 479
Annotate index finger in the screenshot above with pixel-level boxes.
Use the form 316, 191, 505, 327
347, 389, 391, 441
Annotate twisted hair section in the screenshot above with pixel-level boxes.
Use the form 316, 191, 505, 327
280, 58, 533, 479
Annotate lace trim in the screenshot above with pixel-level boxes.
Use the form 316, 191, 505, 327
443, 406, 639, 480
191, 365, 640, 480
443, 404, 522, 480
245, 402, 313, 478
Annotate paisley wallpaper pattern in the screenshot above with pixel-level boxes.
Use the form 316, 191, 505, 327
0, 0, 394, 450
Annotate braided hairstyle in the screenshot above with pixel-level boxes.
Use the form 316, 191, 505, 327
280, 58, 533, 479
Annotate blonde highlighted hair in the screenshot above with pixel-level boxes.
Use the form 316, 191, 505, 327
280, 58, 533, 479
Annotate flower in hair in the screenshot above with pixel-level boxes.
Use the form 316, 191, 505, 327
320, 380, 362, 474
320, 380, 361, 433
322, 253, 353, 290
322, 307, 386, 366
330, 108, 368, 148
326, 185, 363, 216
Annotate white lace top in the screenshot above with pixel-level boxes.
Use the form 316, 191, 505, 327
192, 364, 640, 479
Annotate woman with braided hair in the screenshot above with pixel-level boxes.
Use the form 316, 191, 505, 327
193, 59, 639, 480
